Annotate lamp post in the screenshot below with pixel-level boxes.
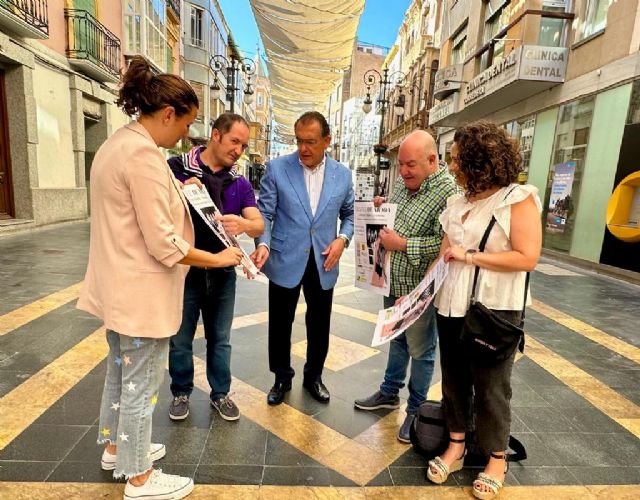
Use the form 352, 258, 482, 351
209, 54, 256, 114
361, 67, 406, 197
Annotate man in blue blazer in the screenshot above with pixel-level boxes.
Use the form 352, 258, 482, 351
251, 112, 354, 405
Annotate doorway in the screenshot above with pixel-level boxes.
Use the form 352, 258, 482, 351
0, 70, 15, 219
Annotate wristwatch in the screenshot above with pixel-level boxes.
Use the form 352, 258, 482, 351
465, 249, 478, 265
338, 234, 350, 248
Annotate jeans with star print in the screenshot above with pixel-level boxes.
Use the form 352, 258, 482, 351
97, 329, 169, 479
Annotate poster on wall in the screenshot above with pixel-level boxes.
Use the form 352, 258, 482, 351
546, 161, 576, 233
354, 201, 397, 296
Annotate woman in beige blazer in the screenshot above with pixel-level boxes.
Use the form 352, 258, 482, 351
77, 56, 242, 500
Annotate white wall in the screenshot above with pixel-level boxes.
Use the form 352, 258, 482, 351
33, 64, 76, 188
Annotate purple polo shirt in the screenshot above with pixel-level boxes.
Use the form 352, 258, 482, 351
168, 147, 257, 254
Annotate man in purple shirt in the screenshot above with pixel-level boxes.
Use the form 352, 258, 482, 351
167, 113, 264, 422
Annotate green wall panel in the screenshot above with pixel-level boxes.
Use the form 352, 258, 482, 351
570, 84, 632, 262
528, 107, 558, 202
73, 0, 97, 16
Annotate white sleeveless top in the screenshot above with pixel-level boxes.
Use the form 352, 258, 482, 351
434, 184, 542, 317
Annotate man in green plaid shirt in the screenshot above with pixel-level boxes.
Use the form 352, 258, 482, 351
355, 130, 457, 443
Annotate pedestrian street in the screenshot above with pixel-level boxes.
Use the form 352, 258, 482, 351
0, 223, 639, 499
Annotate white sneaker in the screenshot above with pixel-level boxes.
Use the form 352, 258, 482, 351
123, 469, 194, 500
101, 443, 166, 471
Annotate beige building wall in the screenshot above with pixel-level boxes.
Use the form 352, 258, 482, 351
33, 65, 77, 188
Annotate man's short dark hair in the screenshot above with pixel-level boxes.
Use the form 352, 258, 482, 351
211, 112, 249, 137
294, 111, 330, 137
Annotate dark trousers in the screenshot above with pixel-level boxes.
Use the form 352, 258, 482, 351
268, 249, 334, 383
436, 311, 520, 456
169, 267, 236, 400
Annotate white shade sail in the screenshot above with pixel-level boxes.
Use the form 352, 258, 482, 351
249, 0, 365, 141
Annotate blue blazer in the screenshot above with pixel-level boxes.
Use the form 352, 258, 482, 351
256, 152, 355, 290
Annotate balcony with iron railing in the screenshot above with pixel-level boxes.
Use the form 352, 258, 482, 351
64, 9, 121, 83
383, 112, 427, 151
0, 0, 48, 39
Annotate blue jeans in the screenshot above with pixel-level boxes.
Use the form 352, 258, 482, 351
380, 296, 438, 415
169, 267, 236, 400
98, 330, 168, 479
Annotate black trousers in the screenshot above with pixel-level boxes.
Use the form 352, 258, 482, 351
436, 311, 520, 456
268, 249, 334, 383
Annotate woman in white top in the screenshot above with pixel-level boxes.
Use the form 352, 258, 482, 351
426, 121, 542, 500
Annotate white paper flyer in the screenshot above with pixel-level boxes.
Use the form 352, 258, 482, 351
354, 201, 398, 296
371, 257, 448, 347
182, 184, 259, 276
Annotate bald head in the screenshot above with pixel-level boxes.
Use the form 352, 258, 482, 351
397, 130, 439, 192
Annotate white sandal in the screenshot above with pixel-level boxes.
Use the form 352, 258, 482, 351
426, 437, 466, 484
472, 452, 507, 500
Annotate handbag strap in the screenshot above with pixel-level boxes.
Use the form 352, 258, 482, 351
468, 187, 530, 322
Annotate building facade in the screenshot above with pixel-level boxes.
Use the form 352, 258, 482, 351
0, 0, 127, 229
379, 0, 441, 188
324, 40, 388, 163
429, 0, 640, 273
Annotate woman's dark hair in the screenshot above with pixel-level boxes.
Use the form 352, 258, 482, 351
453, 121, 522, 198
117, 56, 199, 117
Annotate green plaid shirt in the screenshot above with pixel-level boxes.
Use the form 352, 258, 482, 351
388, 166, 457, 297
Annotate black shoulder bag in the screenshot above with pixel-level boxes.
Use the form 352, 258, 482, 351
459, 215, 529, 364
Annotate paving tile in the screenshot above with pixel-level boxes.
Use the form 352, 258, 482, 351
261, 466, 331, 486
265, 433, 320, 467
0, 424, 90, 462
508, 466, 579, 485
388, 466, 440, 486
200, 418, 267, 465
535, 433, 640, 467
327, 469, 359, 487
148, 427, 210, 465
533, 385, 598, 409
312, 396, 384, 439
508, 433, 562, 467
558, 407, 632, 434
195, 464, 264, 485
47, 461, 118, 483
566, 466, 640, 485
515, 405, 578, 433
367, 468, 394, 486
0, 461, 58, 481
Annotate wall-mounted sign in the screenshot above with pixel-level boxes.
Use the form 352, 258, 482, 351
429, 92, 460, 126
433, 64, 464, 100
464, 45, 569, 107
464, 50, 519, 106
519, 46, 567, 82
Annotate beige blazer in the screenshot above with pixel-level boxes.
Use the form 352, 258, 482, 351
77, 122, 194, 338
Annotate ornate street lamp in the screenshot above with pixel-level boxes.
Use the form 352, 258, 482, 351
209, 54, 256, 114
361, 67, 406, 196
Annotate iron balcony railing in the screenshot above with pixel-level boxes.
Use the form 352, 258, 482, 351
167, 0, 180, 19
64, 9, 120, 79
0, 0, 49, 36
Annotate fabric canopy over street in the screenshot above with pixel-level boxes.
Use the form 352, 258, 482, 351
249, 0, 365, 142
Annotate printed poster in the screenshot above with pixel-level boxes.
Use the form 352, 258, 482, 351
354, 201, 397, 296
182, 184, 259, 276
371, 257, 448, 347
546, 161, 576, 233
